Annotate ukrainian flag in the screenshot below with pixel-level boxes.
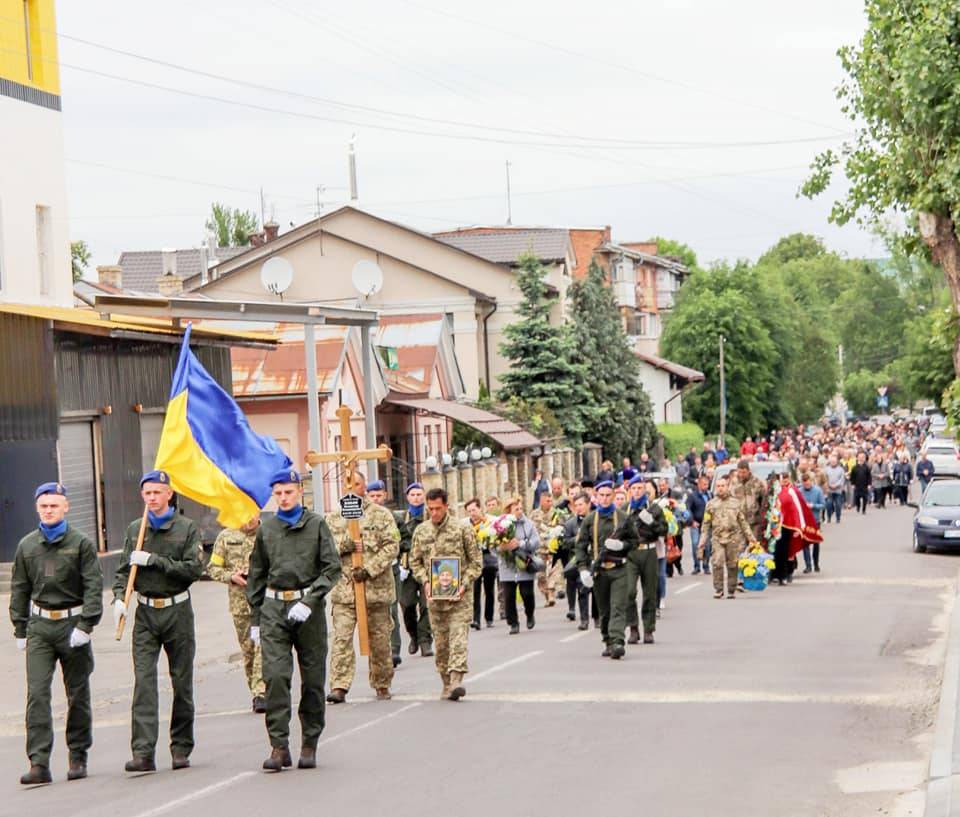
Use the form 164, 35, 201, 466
155, 324, 291, 527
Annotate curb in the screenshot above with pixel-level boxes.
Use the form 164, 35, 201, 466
925, 574, 960, 817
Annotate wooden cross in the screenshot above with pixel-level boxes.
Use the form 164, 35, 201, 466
304, 405, 392, 656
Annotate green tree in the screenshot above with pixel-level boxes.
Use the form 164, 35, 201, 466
497, 253, 589, 438
895, 295, 957, 404
832, 261, 907, 374
757, 233, 827, 266
644, 236, 699, 270
568, 260, 657, 458
801, 0, 960, 373
843, 368, 897, 415
205, 203, 259, 247
70, 240, 90, 283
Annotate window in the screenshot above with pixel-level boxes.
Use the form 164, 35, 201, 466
36, 205, 51, 295
626, 313, 646, 337
23, 1, 33, 81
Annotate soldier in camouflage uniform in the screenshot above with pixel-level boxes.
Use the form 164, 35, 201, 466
700, 475, 756, 599
410, 487, 482, 701
529, 493, 559, 607
207, 515, 266, 712
366, 480, 402, 667
325, 472, 400, 703
729, 459, 767, 541
395, 483, 433, 657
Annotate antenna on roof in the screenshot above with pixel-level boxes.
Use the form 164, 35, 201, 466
348, 135, 359, 206
351, 260, 383, 298
260, 257, 294, 300
505, 160, 513, 226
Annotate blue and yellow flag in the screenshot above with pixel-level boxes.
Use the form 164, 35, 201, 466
155, 324, 291, 527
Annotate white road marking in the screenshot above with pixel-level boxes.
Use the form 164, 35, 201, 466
127, 772, 257, 817
559, 630, 592, 643
317, 702, 421, 746
803, 577, 955, 588
469, 650, 543, 683
674, 582, 702, 595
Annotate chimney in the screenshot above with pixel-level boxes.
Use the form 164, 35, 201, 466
157, 272, 183, 297
263, 220, 279, 242
603, 225, 612, 243
97, 264, 122, 290
160, 248, 178, 278
250, 232, 265, 248
198, 245, 209, 286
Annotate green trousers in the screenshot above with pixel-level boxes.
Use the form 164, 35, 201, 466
594, 565, 628, 648
390, 564, 401, 656
399, 574, 432, 647
25, 616, 94, 767
625, 547, 659, 634
131, 601, 195, 759
260, 598, 328, 750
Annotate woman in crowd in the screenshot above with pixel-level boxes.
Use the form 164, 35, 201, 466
498, 496, 541, 634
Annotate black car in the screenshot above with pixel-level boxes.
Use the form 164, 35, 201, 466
909, 478, 960, 553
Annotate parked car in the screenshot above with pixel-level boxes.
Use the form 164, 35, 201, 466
909, 478, 960, 553
929, 414, 949, 434
710, 460, 791, 493
920, 439, 960, 476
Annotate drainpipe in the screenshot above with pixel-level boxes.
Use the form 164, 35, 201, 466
663, 381, 697, 422
481, 300, 498, 393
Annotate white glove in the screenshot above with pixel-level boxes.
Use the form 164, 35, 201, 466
399, 567, 410, 582
250, 626, 260, 646
639, 510, 654, 525
15, 638, 26, 651
604, 538, 624, 552
69, 628, 91, 648
113, 599, 127, 626
287, 602, 312, 623
129, 550, 151, 567
579, 570, 594, 589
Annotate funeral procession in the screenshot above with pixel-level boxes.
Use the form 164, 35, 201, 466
4, 1, 960, 815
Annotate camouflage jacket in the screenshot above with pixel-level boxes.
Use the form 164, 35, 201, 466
207, 528, 256, 593
327, 499, 400, 606
729, 474, 766, 527
701, 495, 753, 547
393, 509, 425, 569
410, 512, 482, 593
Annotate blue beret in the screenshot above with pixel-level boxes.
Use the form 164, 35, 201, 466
622, 467, 638, 481
270, 468, 301, 486
367, 480, 386, 491
595, 480, 614, 490
35, 482, 67, 499
405, 482, 424, 494
140, 470, 170, 487
626, 475, 644, 487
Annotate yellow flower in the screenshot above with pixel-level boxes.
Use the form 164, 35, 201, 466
743, 567, 756, 577
764, 560, 775, 569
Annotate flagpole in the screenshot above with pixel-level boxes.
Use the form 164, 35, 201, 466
115, 504, 149, 640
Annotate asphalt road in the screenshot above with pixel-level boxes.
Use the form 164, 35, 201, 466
0, 501, 957, 817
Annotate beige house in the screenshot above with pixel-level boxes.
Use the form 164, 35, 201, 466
184, 206, 533, 398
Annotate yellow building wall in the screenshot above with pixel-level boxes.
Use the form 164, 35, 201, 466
0, 0, 60, 96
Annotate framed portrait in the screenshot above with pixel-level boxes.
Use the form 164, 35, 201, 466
430, 557, 461, 600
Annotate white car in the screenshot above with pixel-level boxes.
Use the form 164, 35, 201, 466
921, 440, 960, 477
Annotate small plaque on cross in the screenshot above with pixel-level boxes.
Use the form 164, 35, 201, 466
339, 493, 364, 520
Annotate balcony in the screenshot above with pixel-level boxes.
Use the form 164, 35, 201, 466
613, 280, 636, 308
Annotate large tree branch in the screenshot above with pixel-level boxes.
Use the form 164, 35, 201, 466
919, 211, 960, 377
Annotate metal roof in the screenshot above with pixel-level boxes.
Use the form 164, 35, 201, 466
435, 229, 571, 265
636, 351, 704, 382
385, 397, 542, 450
117, 247, 247, 293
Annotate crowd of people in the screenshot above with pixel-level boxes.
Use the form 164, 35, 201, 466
7, 414, 939, 783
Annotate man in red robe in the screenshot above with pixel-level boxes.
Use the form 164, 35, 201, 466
773, 472, 822, 585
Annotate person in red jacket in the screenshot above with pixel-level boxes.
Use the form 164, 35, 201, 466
740, 436, 758, 457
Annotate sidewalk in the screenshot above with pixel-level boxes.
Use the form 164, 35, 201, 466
927, 578, 960, 816
0, 581, 250, 737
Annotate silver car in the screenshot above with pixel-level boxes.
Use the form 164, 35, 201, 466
921, 440, 960, 477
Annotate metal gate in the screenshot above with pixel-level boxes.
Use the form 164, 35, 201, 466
58, 420, 99, 543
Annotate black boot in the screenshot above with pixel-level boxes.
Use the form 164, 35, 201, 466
627, 626, 640, 644
20, 765, 52, 785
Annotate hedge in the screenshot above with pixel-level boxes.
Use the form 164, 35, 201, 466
657, 422, 705, 461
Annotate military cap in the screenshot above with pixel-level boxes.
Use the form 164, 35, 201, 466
367, 479, 386, 491
594, 480, 614, 490
269, 467, 302, 486
737, 458, 750, 469
626, 474, 645, 488
621, 467, 638, 481
438, 563, 454, 575
34, 481, 67, 500
580, 479, 595, 489
405, 481, 424, 494
140, 470, 171, 487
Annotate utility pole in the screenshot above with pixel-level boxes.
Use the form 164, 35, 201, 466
259, 187, 265, 227
719, 334, 726, 442
505, 160, 513, 225
349, 135, 359, 205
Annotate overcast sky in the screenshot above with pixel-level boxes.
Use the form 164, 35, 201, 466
56, 0, 878, 271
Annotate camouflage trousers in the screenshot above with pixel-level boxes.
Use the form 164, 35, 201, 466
228, 588, 265, 697
711, 541, 740, 595
427, 593, 472, 677
329, 602, 394, 692
536, 555, 563, 603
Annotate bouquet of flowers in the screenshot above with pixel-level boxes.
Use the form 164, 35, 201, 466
482, 513, 517, 551
737, 544, 775, 591
549, 507, 570, 527
763, 497, 782, 551
546, 525, 565, 554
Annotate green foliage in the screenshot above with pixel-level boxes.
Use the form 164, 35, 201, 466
894, 295, 957, 403
497, 253, 590, 439
645, 236, 699, 270
942, 378, 960, 429
205, 203, 259, 247
496, 397, 565, 442
568, 261, 657, 459
842, 368, 897, 415
657, 422, 705, 460
70, 240, 90, 283
757, 233, 826, 266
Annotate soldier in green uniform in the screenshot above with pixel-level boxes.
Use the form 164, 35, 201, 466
730, 459, 767, 541
247, 469, 340, 772
366, 479, 402, 668
325, 471, 400, 703
9, 482, 103, 785
575, 481, 640, 660
623, 475, 668, 645
207, 514, 266, 713
395, 482, 433, 657
700, 475, 756, 599
112, 470, 204, 773
409, 487, 481, 700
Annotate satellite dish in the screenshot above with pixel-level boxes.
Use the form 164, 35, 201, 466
351, 260, 383, 297
261, 257, 294, 296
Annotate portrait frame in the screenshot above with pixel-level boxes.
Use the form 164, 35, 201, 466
430, 557, 461, 600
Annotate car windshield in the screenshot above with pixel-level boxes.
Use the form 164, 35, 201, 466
927, 448, 955, 457
924, 483, 960, 507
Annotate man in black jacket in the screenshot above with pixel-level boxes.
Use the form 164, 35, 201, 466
687, 475, 712, 575
561, 494, 591, 629
850, 452, 872, 514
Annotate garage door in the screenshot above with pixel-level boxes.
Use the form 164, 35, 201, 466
58, 420, 99, 542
